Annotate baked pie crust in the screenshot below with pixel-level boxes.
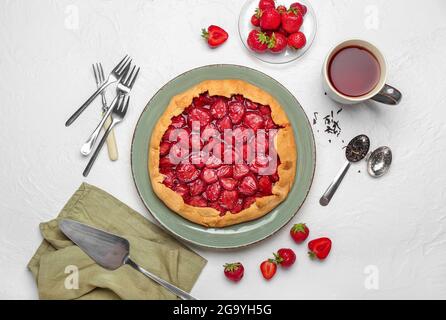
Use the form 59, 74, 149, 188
149, 79, 296, 227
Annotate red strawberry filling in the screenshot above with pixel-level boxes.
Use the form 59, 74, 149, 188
158, 92, 282, 215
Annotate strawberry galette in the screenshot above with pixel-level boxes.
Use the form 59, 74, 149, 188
149, 80, 296, 227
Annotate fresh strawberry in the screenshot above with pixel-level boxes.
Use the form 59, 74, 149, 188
251, 14, 260, 27
251, 8, 262, 27
260, 8, 281, 30
224, 262, 244, 282
290, 223, 309, 243
274, 248, 296, 267
201, 25, 228, 48
308, 237, 332, 260
276, 5, 287, 14
290, 2, 307, 15
268, 32, 287, 53
259, 0, 276, 10
281, 10, 303, 34
287, 31, 306, 49
260, 260, 277, 280
247, 30, 269, 53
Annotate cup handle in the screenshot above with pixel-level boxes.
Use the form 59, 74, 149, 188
371, 84, 402, 105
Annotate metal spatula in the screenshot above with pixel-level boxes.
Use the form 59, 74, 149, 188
59, 219, 197, 300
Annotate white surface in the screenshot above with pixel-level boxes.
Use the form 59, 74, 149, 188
0, 0, 445, 300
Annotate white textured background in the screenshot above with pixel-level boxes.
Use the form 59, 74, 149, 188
1, 0, 446, 299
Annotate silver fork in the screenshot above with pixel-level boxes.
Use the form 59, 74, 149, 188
83, 95, 130, 177
65, 55, 131, 127
93, 63, 118, 161
81, 64, 140, 156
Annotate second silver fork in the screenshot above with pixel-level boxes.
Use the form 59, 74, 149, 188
83, 96, 130, 177
92, 63, 119, 161
81, 64, 140, 156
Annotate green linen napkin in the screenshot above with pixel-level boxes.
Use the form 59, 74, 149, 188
27, 183, 207, 300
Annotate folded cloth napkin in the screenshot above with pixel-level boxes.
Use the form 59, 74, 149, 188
27, 183, 207, 300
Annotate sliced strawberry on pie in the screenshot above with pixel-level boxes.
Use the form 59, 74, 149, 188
219, 190, 239, 210
205, 182, 221, 201
210, 98, 228, 119
176, 163, 200, 183
220, 177, 238, 190
189, 178, 205, 196
238, 174, 258, 196
243, 112, 265, 130
201, 167, 218, 184
233, 163, 250, 179
188, 107, 211, 128
186, 196, 208, 207
228, 101, 245, 124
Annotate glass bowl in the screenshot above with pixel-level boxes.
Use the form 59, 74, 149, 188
238, 0, 317, 64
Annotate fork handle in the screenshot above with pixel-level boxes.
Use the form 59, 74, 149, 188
80, 96, 118, 156
103, 114, 118, 161
83, 121, 116, 177
65, 80, 112, 127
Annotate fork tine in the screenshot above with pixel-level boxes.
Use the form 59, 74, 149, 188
112, 54, 129, 73
129, 67, 140, 89
92, 63, 100, 86
98, 62, 105, 83
124, 65, 136, 86
120, 96, 130, 115
116, 57, 132, 76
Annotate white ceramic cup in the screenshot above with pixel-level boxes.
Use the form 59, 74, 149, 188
322, 39, 402, 105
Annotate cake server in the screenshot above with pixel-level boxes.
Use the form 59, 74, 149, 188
59, 219, 197, 300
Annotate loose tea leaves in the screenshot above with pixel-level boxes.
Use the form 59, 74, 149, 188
312, 108, 343, 141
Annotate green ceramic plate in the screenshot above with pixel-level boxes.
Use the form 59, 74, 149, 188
131, 64, 315, 249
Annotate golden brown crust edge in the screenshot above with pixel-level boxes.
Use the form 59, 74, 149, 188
148, 79, 297, 228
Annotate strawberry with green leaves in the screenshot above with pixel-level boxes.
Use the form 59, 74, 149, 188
247, 30, 269, 53
251, 8, 261, 27
281, 8, 303, 34
223, 262, 244, 282
290, 223, 309, 243
260, 7, 281, 30
274, 248, 296, 267
268, 32, 287, 53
